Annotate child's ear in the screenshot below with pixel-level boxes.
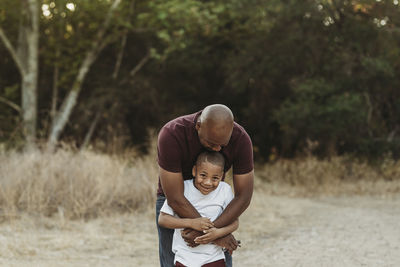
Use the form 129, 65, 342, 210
192, 165, 196, 177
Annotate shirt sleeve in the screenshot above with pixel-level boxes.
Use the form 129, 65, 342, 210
160, 199, 175, 216
232, 131, 254, 175
157, 126, 182, 173
222, 183, 234, 210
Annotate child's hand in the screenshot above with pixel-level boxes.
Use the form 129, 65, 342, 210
190, 217, 214, 232
194, 227, 220, 244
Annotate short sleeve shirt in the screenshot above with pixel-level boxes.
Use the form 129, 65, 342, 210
160, 180, 234, 266
157, 110, 253, 195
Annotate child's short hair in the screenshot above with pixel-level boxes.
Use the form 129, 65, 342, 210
196, 151, 225, 169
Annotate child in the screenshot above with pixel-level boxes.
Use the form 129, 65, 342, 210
158, 151, 239, 267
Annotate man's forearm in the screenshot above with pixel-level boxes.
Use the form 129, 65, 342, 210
167, 195, 201, 219
213, 194, 251, 228
159, 167, 201, 219
213, 171, 254, 228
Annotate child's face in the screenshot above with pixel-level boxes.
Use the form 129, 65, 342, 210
192, 161, 224, 195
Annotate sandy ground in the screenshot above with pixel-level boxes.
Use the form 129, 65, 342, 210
1, 190, 399, 267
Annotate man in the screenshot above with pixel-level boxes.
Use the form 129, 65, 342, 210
156, 104, 254, 267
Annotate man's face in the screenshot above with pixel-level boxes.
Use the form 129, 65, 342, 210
196, 122, 232, 152
192, 161, 223, 195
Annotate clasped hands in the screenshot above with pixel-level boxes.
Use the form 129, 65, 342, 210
181, 217, 239, 255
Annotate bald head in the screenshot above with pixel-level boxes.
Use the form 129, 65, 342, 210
200, 104, 234, 126
196, 104, 234, 151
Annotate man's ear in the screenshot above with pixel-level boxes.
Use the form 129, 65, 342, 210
195, 120, 201, 131
192, 165, 196, 177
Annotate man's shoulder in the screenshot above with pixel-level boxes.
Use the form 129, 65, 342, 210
158, 112, 199, 144
227, 122, 252, 151
232, 121, 250, 139
162, 112, 198, 131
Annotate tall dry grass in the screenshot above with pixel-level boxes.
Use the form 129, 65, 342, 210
256, 156, 400, 196
1, 147, 400, 221
0, 147, 158, 220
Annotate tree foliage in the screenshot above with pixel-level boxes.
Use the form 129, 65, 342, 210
1, 0, 400, 159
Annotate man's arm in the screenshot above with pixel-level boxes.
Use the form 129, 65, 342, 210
213, 170, 254, 228
160, 167, 207, 247
182, 171, 253, 247
159, 167, 200, 218
158, 212, 214, 231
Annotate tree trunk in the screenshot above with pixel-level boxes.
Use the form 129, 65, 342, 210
0, 0, 39, 150
47, 0, 122, 151
81, 111, 101, 150
21, 72, 37, 149
22, 0, 39, 150
51, 47, 60, 120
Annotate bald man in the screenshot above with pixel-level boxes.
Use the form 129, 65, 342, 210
156, 104, 254, 267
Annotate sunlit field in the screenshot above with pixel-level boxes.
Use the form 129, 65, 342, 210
0, 148, 399, 266
0, 147, 158, 221
256, 156, 400, 196
1, 148, 399, 220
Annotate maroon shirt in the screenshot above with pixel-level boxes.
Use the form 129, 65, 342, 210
157, 111, 254, 196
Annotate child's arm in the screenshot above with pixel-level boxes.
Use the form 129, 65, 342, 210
194, 219, 239, 244
158, 211, 214, 232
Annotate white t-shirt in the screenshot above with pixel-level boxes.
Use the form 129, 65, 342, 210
160, 179, 234, 267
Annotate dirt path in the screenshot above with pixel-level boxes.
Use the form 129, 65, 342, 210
235, 194, 400, 267
1, 191, 399, 266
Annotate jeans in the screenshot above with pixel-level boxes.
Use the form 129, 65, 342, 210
224, 250, 232, 267
156, 195, 232, 267
156, 195, 175, 267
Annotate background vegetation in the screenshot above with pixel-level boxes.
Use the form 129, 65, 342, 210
1, 0, 400, 160
1, 146, 399, 220
1, 1, 400, 222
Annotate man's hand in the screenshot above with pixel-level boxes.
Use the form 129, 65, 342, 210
181, 228, 203, 247
212, 234, 239, 255
190, 217, 214, 232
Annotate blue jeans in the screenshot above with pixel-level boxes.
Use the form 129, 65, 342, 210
156, 195, 175, 267
155, 195, 232, 267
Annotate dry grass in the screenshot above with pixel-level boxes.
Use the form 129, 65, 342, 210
256, 156, 400, 196
1, 147, 400, 221
0, 148, 158, 220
